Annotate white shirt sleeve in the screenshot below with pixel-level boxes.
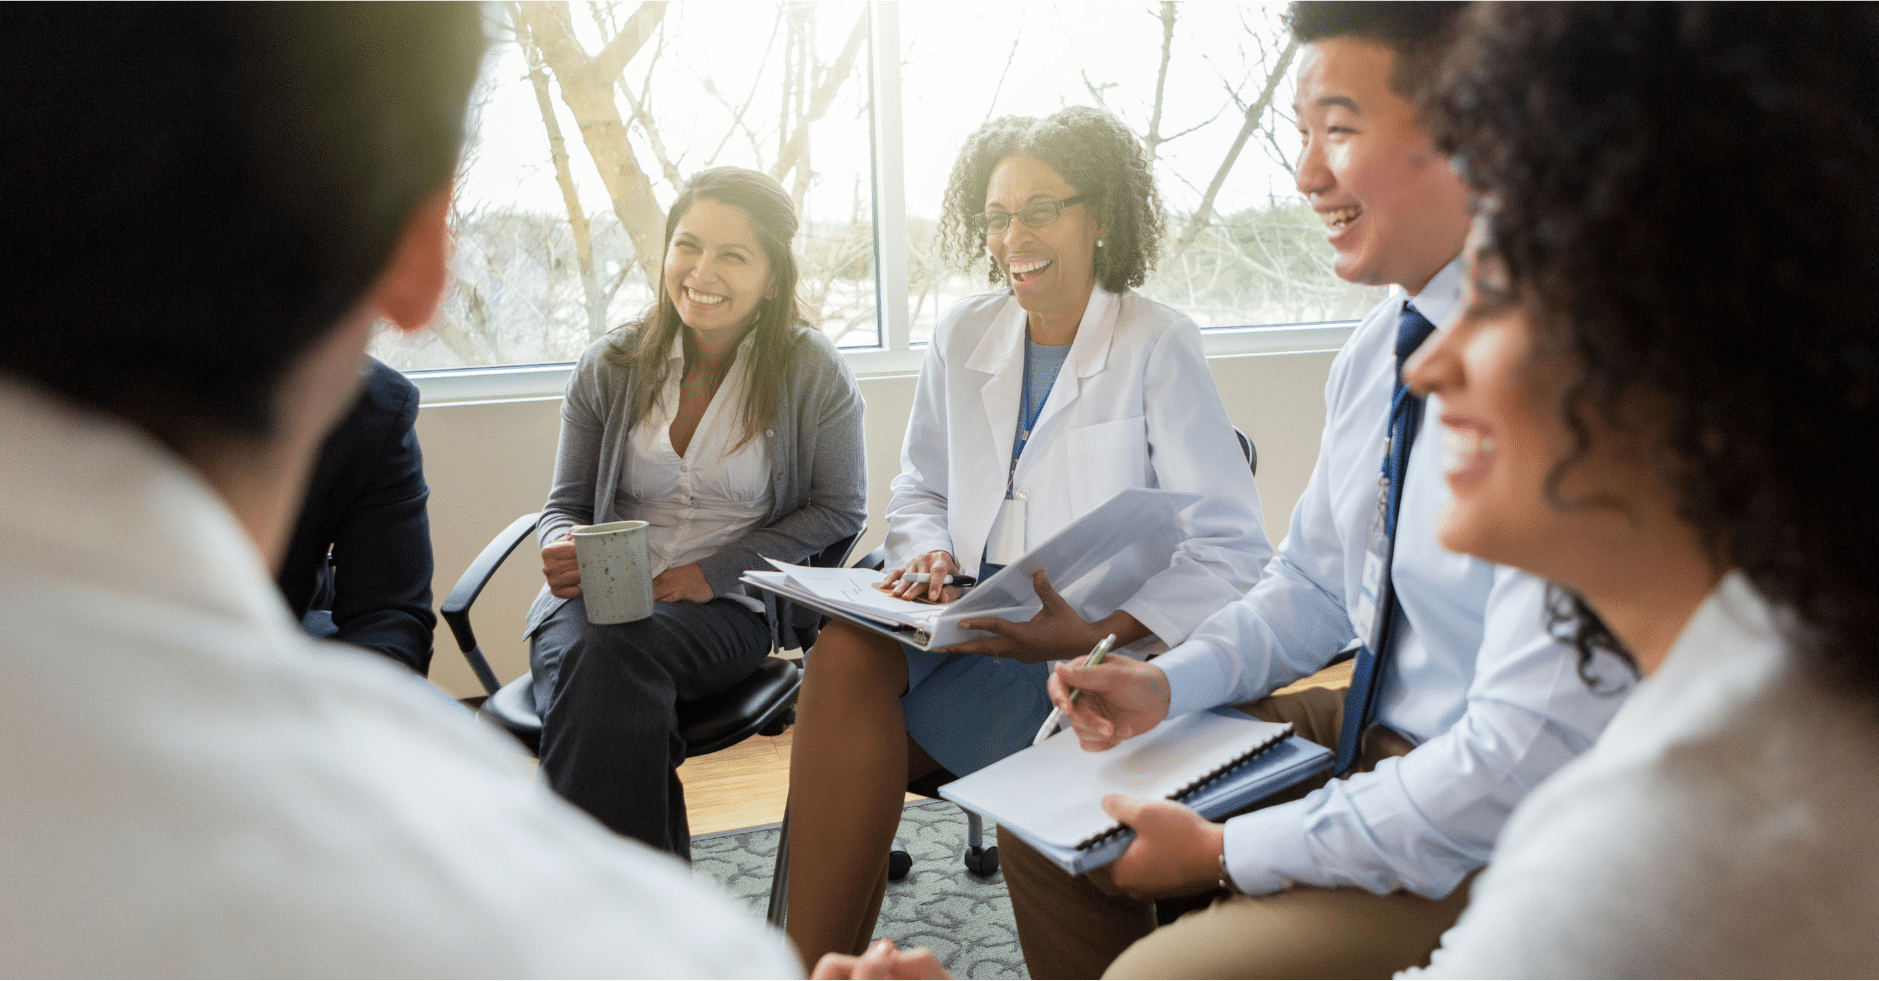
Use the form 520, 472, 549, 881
883, 337, 957, 568
1117, 317, 1273, 646
1217, 567, 1624, 898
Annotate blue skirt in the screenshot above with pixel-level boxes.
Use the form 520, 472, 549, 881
901, 644, 1054, 777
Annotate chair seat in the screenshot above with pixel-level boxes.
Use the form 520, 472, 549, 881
479, 657, 802, 760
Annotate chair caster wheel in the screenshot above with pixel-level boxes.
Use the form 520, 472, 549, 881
964, 844, 999, 877
888, 845, 913, 881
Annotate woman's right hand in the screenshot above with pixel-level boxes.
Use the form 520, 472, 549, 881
878, 549, 960, 604
541, 526, 585, 599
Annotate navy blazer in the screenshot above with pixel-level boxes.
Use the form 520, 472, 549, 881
277, 357, 436, 673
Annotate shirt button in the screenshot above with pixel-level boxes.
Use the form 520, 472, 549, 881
765, 429, 775, 437
1015, 488, 1030, 501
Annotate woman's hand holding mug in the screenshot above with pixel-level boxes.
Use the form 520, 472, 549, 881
541, 526, 585, 599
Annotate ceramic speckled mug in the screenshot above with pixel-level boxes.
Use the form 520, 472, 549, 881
573, 520, 654, 624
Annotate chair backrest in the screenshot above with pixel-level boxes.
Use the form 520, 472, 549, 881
1235, 427, 1257, 477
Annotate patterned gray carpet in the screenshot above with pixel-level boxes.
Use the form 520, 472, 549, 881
692, 800, 1029, 979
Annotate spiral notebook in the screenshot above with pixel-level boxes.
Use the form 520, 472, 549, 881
938, 707, 1333, 875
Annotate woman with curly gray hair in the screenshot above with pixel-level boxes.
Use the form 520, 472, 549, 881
783, 106, 1273, 965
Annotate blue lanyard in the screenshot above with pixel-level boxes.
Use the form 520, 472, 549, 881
1006, 338, 1059, 498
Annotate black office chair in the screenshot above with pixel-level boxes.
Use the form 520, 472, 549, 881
439, 513, 859, 925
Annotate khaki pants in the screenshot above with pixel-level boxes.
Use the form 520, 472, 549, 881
998, 683, 1474, 979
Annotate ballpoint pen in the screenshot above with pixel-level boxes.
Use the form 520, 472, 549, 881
899, 573, 977, 586
1032, 633, 1117, 745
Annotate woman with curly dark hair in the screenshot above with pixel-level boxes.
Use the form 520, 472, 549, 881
783, 106, 1273, 964
1400, 3, 1879, 975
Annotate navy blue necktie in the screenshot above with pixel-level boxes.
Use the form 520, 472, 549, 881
1332, 303, 1438, 776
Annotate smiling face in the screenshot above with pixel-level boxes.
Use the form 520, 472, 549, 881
983, 153, 1104, 329
1405, 226, 1669, 593
663, 196, 775, 341
1293, 38, 1471, 295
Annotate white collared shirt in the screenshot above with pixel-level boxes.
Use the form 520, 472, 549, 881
624, 332, 772, 611
1157, 258, 1635, 899
0, 378, 799, 977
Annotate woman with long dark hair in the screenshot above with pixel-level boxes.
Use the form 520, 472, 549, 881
528, 167, 866, 858
1403, 4, 1879, 974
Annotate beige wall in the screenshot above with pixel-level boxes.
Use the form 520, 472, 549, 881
415, 349, 1335, 699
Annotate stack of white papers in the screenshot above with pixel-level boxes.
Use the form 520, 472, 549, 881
740, 487, 1201, 650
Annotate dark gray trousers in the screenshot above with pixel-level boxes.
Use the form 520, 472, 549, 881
530, 596, 770, 859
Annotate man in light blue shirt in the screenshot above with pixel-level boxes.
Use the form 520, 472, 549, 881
995, 4, 1634, 977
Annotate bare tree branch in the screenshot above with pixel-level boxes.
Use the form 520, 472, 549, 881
984, 9, 1025, 122
516, 7, 609, 337
1167, 35, 1297, 262
618, 77, 682, 188
1144, 1, 1176, 162
592, 0, 667, 82
520, 0, 672, 292
771, 5, 867, 184
706, 13, 784, 164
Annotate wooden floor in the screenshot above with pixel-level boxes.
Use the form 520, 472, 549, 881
679, 659, 1355, 836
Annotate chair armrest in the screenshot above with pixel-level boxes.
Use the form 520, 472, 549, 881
440, 511, 541, 696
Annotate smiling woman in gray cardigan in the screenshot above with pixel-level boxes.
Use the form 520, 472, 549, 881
526, 168, 865, 857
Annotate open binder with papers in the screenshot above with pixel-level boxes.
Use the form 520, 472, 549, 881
740, 487, 1200, 651
938, 708, 1333, 875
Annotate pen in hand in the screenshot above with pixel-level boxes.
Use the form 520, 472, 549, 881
900, 573, 976, 586
1031, 633, 1117, 745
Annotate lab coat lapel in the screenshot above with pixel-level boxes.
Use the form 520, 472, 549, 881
967, 296, 1028, 478
957, 296, 1028, 573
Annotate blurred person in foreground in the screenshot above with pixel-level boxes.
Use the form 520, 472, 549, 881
0, 5, 797, 975
1401, 3, 1879, 975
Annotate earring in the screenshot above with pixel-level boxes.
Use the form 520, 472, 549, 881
1096, 238, 1105, 249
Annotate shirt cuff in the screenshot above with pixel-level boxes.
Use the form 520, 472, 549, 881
1222, 796, 1316, 896
1156, 639, 1232, 718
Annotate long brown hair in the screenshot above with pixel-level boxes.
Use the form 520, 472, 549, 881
606, 166, 812, 448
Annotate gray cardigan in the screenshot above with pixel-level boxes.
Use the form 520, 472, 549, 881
527, 324, 867, 648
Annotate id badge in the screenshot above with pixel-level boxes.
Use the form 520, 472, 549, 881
986, 496, 1028, 565
1353, 547, 1384, 644
1353, 497, 1391, 644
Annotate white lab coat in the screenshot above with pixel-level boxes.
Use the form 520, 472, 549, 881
884, 286, 1273, 648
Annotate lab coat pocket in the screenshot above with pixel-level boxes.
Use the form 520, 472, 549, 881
1066, 415, 1150, 517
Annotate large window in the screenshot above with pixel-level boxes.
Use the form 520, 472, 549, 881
376, 1, 1381, 391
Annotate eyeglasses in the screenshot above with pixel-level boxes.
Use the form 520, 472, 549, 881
972, 194, 1088, 237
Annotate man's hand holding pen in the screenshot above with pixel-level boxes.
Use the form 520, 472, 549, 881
1043, 649, 1173, 751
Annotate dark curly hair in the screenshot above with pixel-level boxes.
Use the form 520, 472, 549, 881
938, 106, 1165, 294
1428, 3, 1879, 694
